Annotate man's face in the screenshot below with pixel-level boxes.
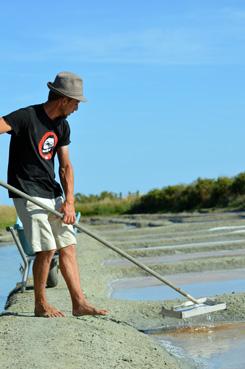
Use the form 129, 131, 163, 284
60, 98, 80, 118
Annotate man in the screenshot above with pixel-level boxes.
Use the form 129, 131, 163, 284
0, 71, 108, 318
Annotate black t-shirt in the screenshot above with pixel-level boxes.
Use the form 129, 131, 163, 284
4, 104, 71, 198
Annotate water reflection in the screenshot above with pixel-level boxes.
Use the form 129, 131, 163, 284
153, 323, 245, 369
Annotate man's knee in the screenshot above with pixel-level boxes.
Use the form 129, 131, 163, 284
35, 249, 56, 262
59, 244, 76, 256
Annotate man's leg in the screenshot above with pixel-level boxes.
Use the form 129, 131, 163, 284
59, 245, 108, 316
13, 197, 65, 317
33, 250, 65, 317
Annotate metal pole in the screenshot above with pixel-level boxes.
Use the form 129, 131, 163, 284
0, 180, 199, 304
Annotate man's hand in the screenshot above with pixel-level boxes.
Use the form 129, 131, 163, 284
60, 200, 76, 224
0, 117, 12, 134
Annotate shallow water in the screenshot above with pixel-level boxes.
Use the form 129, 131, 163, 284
111, 268, 245, 367
0, 244, 21, 312
112, 279, 245, 301
111, 270, 245, 301
152, 323, 245, 369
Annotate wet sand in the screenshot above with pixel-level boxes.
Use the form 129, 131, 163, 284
1, 212, 245, 369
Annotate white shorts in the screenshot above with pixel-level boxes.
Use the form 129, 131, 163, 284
13, 196, 77, 253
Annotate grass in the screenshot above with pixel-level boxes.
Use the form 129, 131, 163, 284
0, 205, 16, 232
75, 197, 136, 216
0, 197, 134, 232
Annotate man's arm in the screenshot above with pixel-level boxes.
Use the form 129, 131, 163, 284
0, 117, 12, 134
57, 145, 76, 224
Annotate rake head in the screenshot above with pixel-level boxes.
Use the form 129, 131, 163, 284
162, 297, 227, 319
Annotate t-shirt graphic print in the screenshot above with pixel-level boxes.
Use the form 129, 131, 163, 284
38, 131, 58, 160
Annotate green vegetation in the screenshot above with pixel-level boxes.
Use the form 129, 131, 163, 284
1, 172, 245, 231
75, 191, 138, 216
129, 173, 245, 213
0, 206, 16, 231
74, 172, 245, 216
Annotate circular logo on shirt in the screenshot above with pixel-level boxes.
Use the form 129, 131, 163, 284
38, 132, 58, 160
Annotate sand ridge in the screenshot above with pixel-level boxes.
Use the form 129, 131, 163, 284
1, 212, 245, 369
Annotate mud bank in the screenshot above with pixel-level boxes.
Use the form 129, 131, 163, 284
1, 212, 245, 369
0, 233, 191, 369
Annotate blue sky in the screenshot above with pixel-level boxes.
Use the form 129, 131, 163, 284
1, 0, 245, 204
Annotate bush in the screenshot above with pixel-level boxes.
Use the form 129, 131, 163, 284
231, 172, 245, 195
128, 173, 245, 214
74, 171, 245, 216
210, 176, 233, 207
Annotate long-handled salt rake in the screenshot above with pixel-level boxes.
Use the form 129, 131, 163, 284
0, 180, 226, 319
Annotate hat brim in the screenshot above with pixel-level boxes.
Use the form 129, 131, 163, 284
47, 82, 87, 102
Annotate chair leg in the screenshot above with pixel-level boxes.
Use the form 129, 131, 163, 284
7, 226, 30, 292
21, 260, 31, 292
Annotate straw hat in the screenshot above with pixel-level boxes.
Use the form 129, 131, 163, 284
47, 71, 87, 102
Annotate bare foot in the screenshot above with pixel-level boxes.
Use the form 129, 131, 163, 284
73, 301, 109, 316
35, 303, 65, 318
